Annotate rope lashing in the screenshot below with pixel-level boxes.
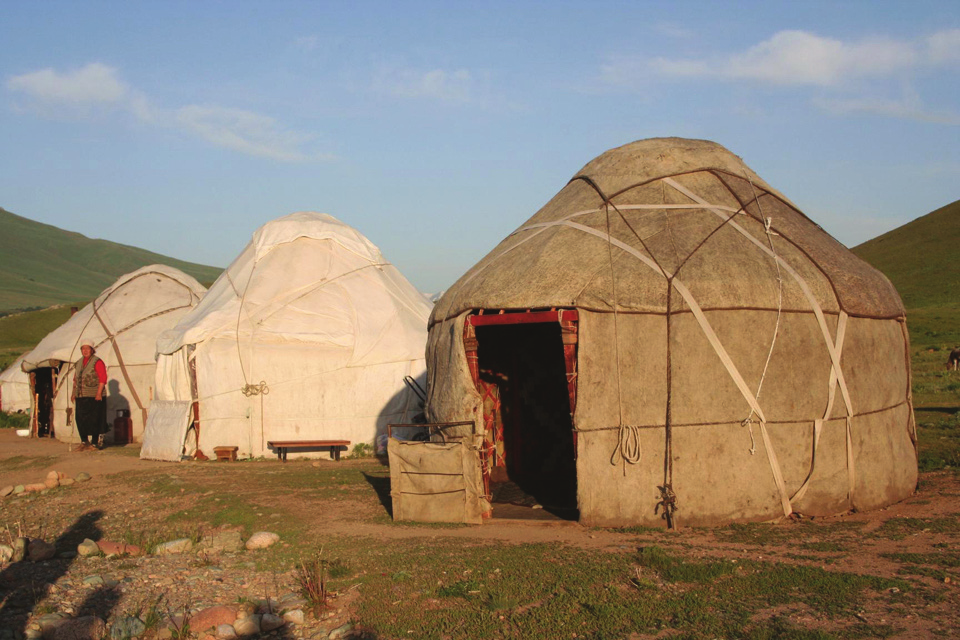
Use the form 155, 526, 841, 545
655, 484, 678, 528
740, 417, 758, 455
242, 381, 269, 396
610, 424, 643, 468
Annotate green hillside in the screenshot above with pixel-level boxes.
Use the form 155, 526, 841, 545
852, 199, 960, 309
0, 206, 222, 314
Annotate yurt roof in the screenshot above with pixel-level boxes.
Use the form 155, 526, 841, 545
21, 265, 206, 372
432, 137, 903, 325
156, 211, 432, 360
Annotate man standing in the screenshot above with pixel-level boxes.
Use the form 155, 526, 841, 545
71, 339, 107, 450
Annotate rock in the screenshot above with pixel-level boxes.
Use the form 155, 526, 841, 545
12, 537, 28, 562
215, 624, 237, 639
232, 615, 260, 636
38, 613, 66, 630
76, 472, 92, 482
279, 596, 308, 610
197, 530, 244, 554
189, 606, 237, 633
45, 471, 60, 489
28, 539, 56, 562
259, 614, 285, 632
329, 624, 353, 639
24, 483, 47, 493
244, 531, 279, 550
154, 538, 193, 555
0, 544, 12, 563
77, 539, 100, 557
60, 478, 75, 487
25, 629, 43, 640
83, 575, 104, 586
110, 616, 146, 639
14, 485, 25, 494
282, 609, 305, 625
59, 551, 78, 559
45, 616, 107, 640
97, 540, 142, 557
0, 485, 13, 497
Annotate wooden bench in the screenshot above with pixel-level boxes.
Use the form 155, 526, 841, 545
267, 440, 350, 462
213, 446, 238, 462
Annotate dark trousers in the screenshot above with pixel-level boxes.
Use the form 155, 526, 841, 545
75, 397, 106, 444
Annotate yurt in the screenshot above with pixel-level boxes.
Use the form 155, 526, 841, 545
0, 353, 32, 414
142, 212, 432, 462
21, 265, 206, 443
408, 138, 917, 527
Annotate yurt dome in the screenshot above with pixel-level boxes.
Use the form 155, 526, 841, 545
423, 138, 917, 527
0, 353, 32, 414
20, 265, 206, 443
143, 212, 432, 462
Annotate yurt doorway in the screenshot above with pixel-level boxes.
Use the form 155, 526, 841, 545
30, 367, 59, 437
466, 310, 578, 520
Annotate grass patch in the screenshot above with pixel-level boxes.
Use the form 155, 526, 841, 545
0, 412, 30, 430
347, 540, 904, 640
870, 515, 960, 541
0, 455, 58, 471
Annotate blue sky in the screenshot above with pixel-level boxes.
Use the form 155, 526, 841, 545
1, 1, 958, 293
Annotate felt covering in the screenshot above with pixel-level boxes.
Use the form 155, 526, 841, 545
426, 138, 917, 527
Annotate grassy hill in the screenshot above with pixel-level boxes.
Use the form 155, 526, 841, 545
852, 199, 960, 309
0, 206, 222, 314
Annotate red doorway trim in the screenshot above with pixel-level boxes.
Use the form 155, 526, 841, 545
468, 309, 579, 327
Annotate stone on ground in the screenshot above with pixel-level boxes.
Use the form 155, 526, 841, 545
77, 539, 100, 557
0, 485, 13, 497
233, 615, 260, 636
244, 531, 279, 550
27, 538, 56, 562
154, 538, 193, 555
0, 544, 12, 563
24, 482, 46, 493
60, 477, 76, 486
329, 624, 354, 640
260, 613, 285, 632
97, 540, 142, 556
110, 615, 146, 639
215, 624, 237, 639
189, 605, 237, 633
75, 472, 91, 482
12, 537, 28, 562
282, 609, 305, 625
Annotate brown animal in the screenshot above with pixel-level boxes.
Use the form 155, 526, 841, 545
948, 348, 960, 371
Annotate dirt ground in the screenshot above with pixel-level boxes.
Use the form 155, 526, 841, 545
2, 430, 959, 638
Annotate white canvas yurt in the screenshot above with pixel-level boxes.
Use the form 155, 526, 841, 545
409, 138, 918, 527
0, 353, 32, 414
143, 212, 432, 462
20, 265, 206, 443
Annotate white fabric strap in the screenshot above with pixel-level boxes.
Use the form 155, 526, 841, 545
791, 311, 849, 503
662, 177, 854, 418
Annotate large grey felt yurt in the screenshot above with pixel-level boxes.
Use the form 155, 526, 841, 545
410, 137, 917, 527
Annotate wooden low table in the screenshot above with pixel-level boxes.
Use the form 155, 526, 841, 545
213, 446, 238, 462
267, 440, 350, 462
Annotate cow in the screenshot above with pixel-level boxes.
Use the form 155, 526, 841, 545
948, 348, 960, 371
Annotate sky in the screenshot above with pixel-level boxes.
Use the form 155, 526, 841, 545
1, 1, 958, 294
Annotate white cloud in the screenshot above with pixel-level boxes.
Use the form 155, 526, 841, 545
6, 63, 128, 105
814, 94, 960, 126
926, 28, 960, 64
607, 28, 959, 88
175, 105, 315, 162
373, 67, 474, 102
724, 31, 915, 86
6, 62, 325, 162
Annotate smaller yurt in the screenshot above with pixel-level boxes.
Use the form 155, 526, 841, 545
143, 212, 431, 462
407, 138, 918, 527
0, 353, 32, 414
21, 265, 206, 443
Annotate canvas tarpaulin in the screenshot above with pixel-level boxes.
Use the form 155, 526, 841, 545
20, 265, 206, 443
388, 437, 484, 524
147, 212, 432, 460
427, 138, 917, 527
139, 400, 194, 462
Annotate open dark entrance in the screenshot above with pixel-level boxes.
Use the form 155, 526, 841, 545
467, 310, 578, 521
30, 367, 59, 437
